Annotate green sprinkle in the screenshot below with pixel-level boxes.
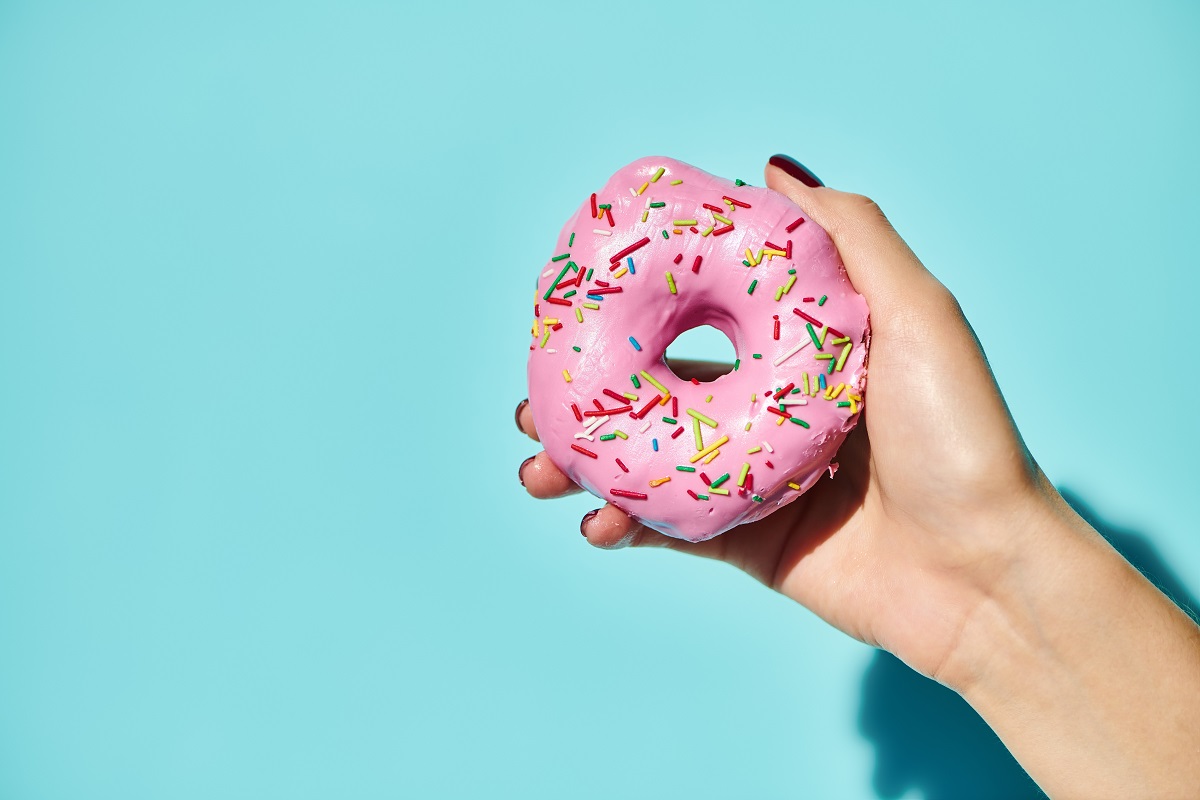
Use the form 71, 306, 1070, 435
788, 269, 796, 275
815, 353, 834, 360
614, 430, 629, 439
676, 466, 696, 472
774, 286, 784, 301
570, 261, 579, 272
818, 295, 827, 306
751, 495, 764, 503
710, 472, 731, 488
572, 346, 582, 352
544, 262, 573, 300
835, 342, 853, 372
651, 167, 665, 182
661, 230, 670, 239
837, 402, 851, 408
734, 179, 747, 186
569, 232, 575, 247
693, 417, 704, 450
748, 280, 758, 294
743, 260, 753, 268
686, 408, 718, 427
789, 417, 811, 428
696, 493, 709, 500
705, 394, 713, 403
662, 416, 678, 425
585, 268, 593, 281
828, 359, 837, 374
563, 290, 576, 298
752, 353, 762, 359
551, 253, 570, 262
600, 433, 616, 441
734, 358, 741, 370
631, 374, 641, 389
790, 387, 801, 394
598, 204, 611, 210
649, 201, 666, 208
669, 179, 683, 185
673, 219, 698, 227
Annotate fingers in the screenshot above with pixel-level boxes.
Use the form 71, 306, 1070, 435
519, 451, 582, 499
764, 155, 947, 316
515, 398, 539, 442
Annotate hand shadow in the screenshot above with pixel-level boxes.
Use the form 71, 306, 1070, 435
856, 487, 1199, 800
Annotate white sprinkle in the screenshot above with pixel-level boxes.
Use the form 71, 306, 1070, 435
639, 420, 652, 434
592, 229, 612, 236
546, 348, 556, 354
773, 338, 810, 367
584, 415, 610, 435
762, 441, 774, 453
542, 268, 554, 278
573, 433, 595, 441
629, 187, 638, 197
644, 196, 652, 209
778, 396, 807, 406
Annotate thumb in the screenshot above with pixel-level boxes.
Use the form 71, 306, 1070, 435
764, 155, 947, 318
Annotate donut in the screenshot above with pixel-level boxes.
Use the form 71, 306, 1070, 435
526, 157, 869, 542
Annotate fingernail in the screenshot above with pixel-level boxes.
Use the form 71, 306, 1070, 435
769, 154, 824, 188
514, 399, 529, 433
580, 509, 599, 537
518, 455, 535, 487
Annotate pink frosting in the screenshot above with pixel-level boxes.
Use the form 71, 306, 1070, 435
527, 157, 869, 542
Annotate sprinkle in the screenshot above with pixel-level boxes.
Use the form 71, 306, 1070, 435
571, 444, 598, 458
786, 217, 805, 233
752, 354, 762, 359
818, 295, 827, 306
584, 415, 610, 434
671, 426, 684, 439
690, 435, 729, 463
631, 374, 641, 389
734, 358, 741, 371
766, 406, 789, 418
649, 201, 666, 208
652, 439, 659, 451
709, 487, 730, 496
712, 224, 735, 236
712, 212, 733, 225
835, 342, 853, 371
745, 247, 758, 266
616, 458, 629, 473
614, 430, 629, 440
764, 248, 787, 258
673, 253, 683, 265
610, 488, 648, 500
569, 232, 575, 247
650, 167, 665, 183
629, 336, 642, 351
723, 195, 751, 208
540, 330, 551, 348
635, 181, 649, 196
687, 489, 700, 500
687, 408, 718, 428
748, 280, 758, 295
818, 373, 827, 390
562, 370, 572, 383
825, 382, 846, 400
672, 396, 678, 417
666, 272, 677, 294
590, 193, 598, 218
598, 203, 611, 210
639, 371, 669, 395
603, 388, 628, 403
627, 257, 636, 274
599, 433, 616, 441
773, 383, 795, 400
543, 262, 573, 300
737, 463, 751, 487
634, 394, 663, 419
609, 237, 651, 264
701, 449, 721, 464
815, 353, 833, 361
661, 230, 669, 240
551, 253, 570, 262
831, 336, 851, 345
582, 302, 598, 311
789, 417, 811, 428
677, 465, 696, 472
592, 229, 612, 236
573, 433, 594, 441
762, 441, 774, 453
673, 219, 697, 227
563, 290, 576, 299
837, 401, 851, 408
585, 268, 594, 281
783, 275, 797, 295
670, 179, 682, 185
700, 226, 714, 236
693, 417, 704, 450
612, 267, 628, 279
773, 316, 780, 340
788, 482, 802, 490
705, 394, 713, 403
710, 473, 731, 488
662, 416, 678, 424
774, 287, 784, 301
747, 446, 762, 454
806, 322, 824, 350
649, 476, 671, 487
622, 392, 638, 401
639, 420, 652, 433
734, 179, 747, 186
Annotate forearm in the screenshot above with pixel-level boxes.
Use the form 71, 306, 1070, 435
945, 488, 1200, 799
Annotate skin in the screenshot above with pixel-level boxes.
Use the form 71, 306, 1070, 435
518, 162, 1200, 798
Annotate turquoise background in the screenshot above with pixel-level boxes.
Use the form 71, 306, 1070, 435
2, 2, 1197, 798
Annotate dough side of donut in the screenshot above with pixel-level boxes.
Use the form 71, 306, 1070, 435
527, 157, 869, 542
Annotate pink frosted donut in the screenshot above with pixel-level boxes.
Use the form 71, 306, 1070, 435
526, 157, 869, 542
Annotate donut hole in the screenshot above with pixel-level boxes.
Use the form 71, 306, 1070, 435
664, 325, 737, 383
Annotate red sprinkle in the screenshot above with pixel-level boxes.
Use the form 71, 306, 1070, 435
673, 253, 683, 264
595, 280, 610, 288
773, 383, 795, 400
765, 460, 774, 469
606, 209, 615, 228
723, 195, 751, 209
546, 297, 571, 307
603, 388, 628, 403
745, 474, 754, 493
571, 403, 583, 422
610, 488, 648, 500
702, 203, 724, 213
773, 315, 780, 340
690, 378, 700, 386
764, 240, 783, 251
802, 297, 816, 303
615, 458, 629, 473
551, 323, 563, 331
590, 192, 598, 219
584, 406, 631, 417
555, 276, 576, 289
588, 287, 623, 295
786, 217, 805, 233
671, 396, 678, 417
670, 426, 684, 439
593, 399, 605, 411
634, 394, 662, 419
793, 308, 846, 339
692, 255, 702, 273
785, 240, 792, 259
534, 303, 540, 316
687, 489, 700, 500
689, 226, 699, 234
609, 236, 651, 264
767, 406, 789, 417
572, 444, 598, 459
712, 224, 734, 237
700, 472, 711, 486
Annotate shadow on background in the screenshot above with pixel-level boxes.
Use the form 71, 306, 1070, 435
857, 488, 1199, 800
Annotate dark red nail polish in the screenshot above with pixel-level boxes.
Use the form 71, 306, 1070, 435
769, 154, 824, 188
514, 399, 529, 433
518, 455, 534, 487
580, 509, 599, 536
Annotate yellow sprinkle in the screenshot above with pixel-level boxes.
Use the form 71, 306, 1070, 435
712, 213, 733, 225
540, 330, 551, 348
640, 370, 669, 395
783, 275, 797, 294
575, 308, 584, 323
744, 421, 752, 431
723, 198, 735, 207
831, 336, 851, 345
650, 167, 665, 183
701, 449, 721, 465
788, 482, 802, 491
614, 430, 628, 439
690, 435, 729, 463
747, 446, 762, 454
751, 393, 756, 402
532, 318, 539, 337
700, 226, 714, 236
649, 476, 671, 487
825, 382, 845, 400
582, 302, 599, 311
641, 210, 648, 223
756, 249, 765, 264
708, 487, 730, 496
802, 373, 810, 395
612, 266, 628, 278
693, 417, 703, 450
544, 318, 559, 324
737, 462, 751, 487
659, 393, 670, 406
669, 179, 682, 185
774, 286, 784, 301
763, 248, 787, 257
776, 415, 786, 425
849, 397, 858, 414
622, 392, 638, 401
562, 370, 572, 383
666, 271, 677, 294
705, 394, 713, 403
673, 228, 682, 235
745, 247, 757, 266
686, 408, 718, 427
673, 219, 697, 227
635, 181, 649, 195
848, 393, 861, 402
835, 342, 853, 371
